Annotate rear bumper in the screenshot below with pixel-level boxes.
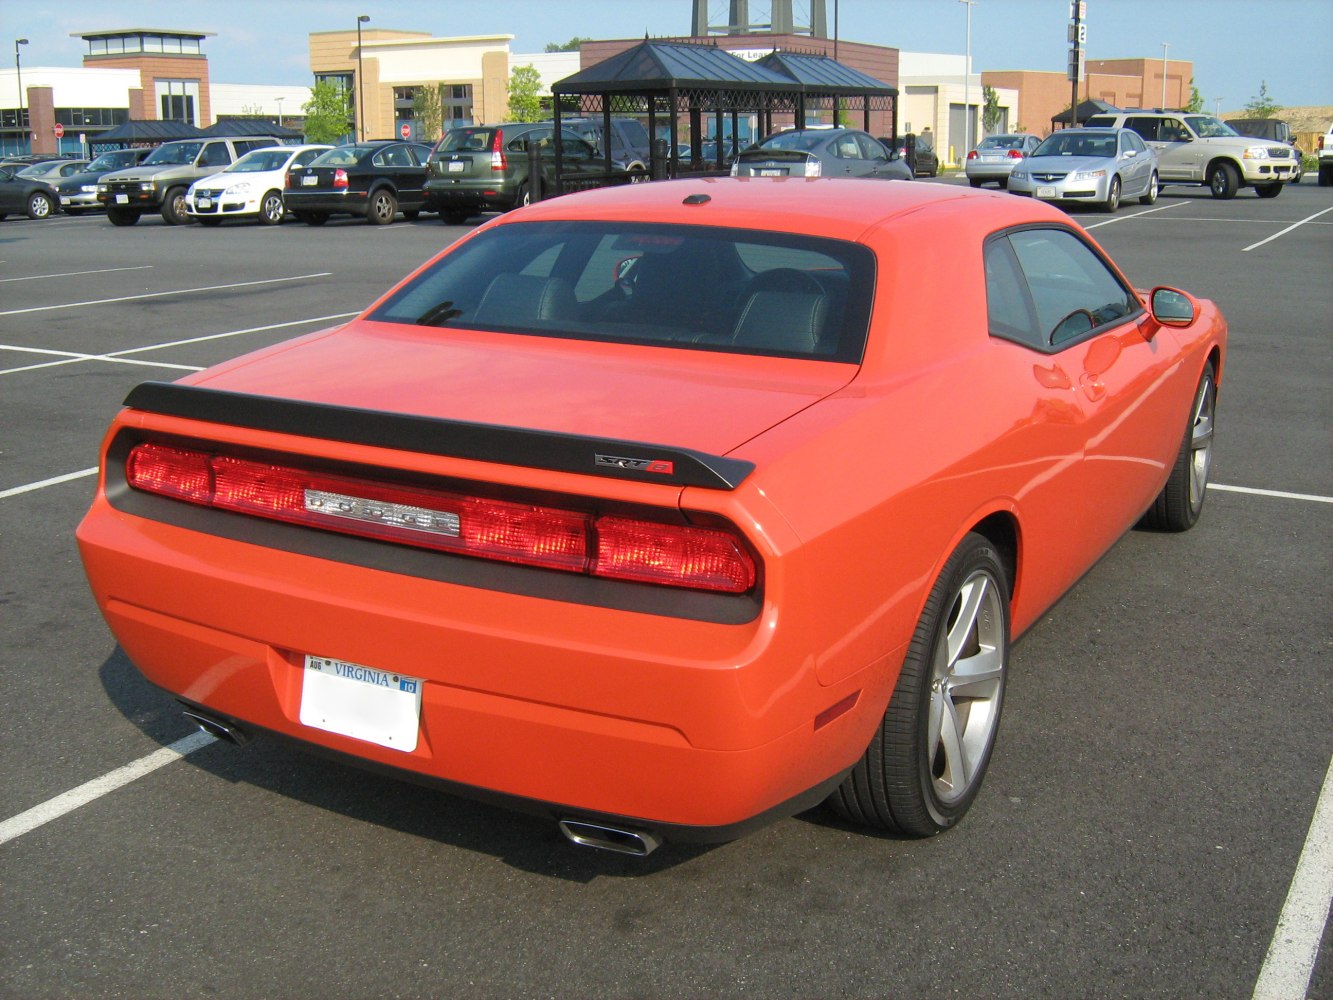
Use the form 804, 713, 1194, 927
284, 190, 368, 215
77, 485, 889, 837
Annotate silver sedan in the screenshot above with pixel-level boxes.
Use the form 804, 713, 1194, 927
1007, 128, 1159, 212
964, 133, 1041, 188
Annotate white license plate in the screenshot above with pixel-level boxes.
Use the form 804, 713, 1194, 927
196, 197, 212, 209
758, 168, 784, 177
299, 655, 423, 751
301, 175, 319, 186
115, 194, 129, 204
448, 161, 466, 172
1036, 185, 1057, 198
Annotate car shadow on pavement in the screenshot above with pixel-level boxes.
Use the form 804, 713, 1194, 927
98, 644, 717, 879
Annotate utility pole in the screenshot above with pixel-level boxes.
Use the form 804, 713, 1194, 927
1067, 2, 1085, 128
959, 0, 975, 152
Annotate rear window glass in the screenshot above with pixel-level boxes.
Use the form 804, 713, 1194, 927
979, 135, 1028, 150
437, 129, 498, 154
312, 147, 368, 167
369, 221, 875, 363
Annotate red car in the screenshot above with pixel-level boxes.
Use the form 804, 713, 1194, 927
77, 179, 1226, 855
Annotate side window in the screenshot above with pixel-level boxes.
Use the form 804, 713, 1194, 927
834, 135, 862, 159
1006, 229, 1139, 347
984, 237, 1040, 346
199, 143, 232, 167
1160, 118, 1189, 142
1124, 117, 1158, 142
855, 133, 886, 159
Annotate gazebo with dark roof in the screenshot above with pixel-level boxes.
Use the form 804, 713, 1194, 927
203, 117, 303, 141
551, 39, 898, 180
87, 119, 205, 150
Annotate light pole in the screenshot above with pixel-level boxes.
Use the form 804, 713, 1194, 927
958, 0, 975, 156
1160, 42, 1169, 108
275, 96, 284, 128
15, 38, 28, 144
356, 15, 370, 142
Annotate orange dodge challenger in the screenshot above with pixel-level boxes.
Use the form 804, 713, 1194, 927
77, 179, 1226, 855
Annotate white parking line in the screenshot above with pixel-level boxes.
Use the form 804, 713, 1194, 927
0, 312, 358, 377
0, 731, 216, 847
0, 265, 153, 284
0, 272, 333, 316
0, 345, 203, 375
1083, 202, 1186, 229
1242, 205, 1333, 252
0, 467, 97, 500
1252, 754, 1333, 1000
1213, 484, 1333, 504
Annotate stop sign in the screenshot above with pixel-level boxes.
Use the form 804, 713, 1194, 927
54, 123, 65, 138
399, 123, 411, 139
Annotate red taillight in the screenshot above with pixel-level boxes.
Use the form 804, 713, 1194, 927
966, 150, 978, 160
333, 168, 348, 189
1006, 148, 1024, 159
124, 442, 755, 593
490, 128, 507, 172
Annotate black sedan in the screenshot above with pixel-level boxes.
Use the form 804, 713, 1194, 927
0, 164, 60, 221
284, 141, 434, 225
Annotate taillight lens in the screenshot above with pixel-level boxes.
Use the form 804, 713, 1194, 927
966, 150, 979, 160
490, 128, 507, 172
333, 168, 348, 189
1006, 149, 1024, 159
124, 441, 756, 593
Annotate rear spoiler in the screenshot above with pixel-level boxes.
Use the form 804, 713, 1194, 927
123, 382, 754, 491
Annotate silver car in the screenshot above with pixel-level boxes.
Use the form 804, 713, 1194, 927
964, 133, 1040, 188
731, 127, 912, 181
1008, 128, 1159, 213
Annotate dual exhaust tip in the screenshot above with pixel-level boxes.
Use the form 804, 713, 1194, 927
558, 819, 662, 856
181, 708, 662, 856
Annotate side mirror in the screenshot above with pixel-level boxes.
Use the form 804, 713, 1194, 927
1149, 286, 1198, 327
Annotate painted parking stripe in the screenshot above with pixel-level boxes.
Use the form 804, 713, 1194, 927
0, 265, 153, 284
1083, 202, 1186, 229
1252, 753, 1333, 1000
0, 312, 359, 378
1243, 205, 1333, 252
0, 467, 98, 500
1212, 484, 1333, 504
0, 731, 216, 847
0, 272, 333, 317
0, 345, 203, 375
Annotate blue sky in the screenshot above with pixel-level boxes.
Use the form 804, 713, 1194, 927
6, 0, 1331, 113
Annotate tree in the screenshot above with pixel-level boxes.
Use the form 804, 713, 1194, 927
1186, 79, 1204, 113
508, 65, 544, 123
982, 86, 1002, 135
1243, 81, 1281, 119
412, 85, 444, 142
302, 79, 352, 143
545, 37, 592, 52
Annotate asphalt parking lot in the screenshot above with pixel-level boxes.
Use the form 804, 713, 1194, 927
1, 178, 1330, 1000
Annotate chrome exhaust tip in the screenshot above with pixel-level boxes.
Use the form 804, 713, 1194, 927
558, 819, 662, 856
181, 708, 251, 747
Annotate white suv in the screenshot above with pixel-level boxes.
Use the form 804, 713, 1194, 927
1084, 110, 1297, 199
1318, 124, 1333, 187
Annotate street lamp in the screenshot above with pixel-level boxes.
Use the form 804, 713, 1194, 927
274, 96, 284, 128
1160, 42, 1169, 108
1214, 97, 1223, 116
356, 15, 370, 142
15, 38, 28, 140
958, 0, 976, 155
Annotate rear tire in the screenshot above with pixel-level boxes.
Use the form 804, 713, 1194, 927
1140, 171, 1159, 205
828, 533, 1010, 836
1208, 161, 1239, 199
107, 207, 140, 226
1318, 163, 1333, 186
367, 189, 397, 225
160, 187, 193, 225
1140, 361, 1216, 532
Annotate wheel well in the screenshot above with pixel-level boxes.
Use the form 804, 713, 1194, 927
971, 512, 1018, 598
1206, 157, 1243, 181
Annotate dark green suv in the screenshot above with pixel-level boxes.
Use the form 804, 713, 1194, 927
423, 123, 617, 225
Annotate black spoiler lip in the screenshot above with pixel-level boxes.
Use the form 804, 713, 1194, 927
122, 382, 755, 491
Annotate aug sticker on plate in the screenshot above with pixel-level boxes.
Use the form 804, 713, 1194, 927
299, 655, 423, 752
